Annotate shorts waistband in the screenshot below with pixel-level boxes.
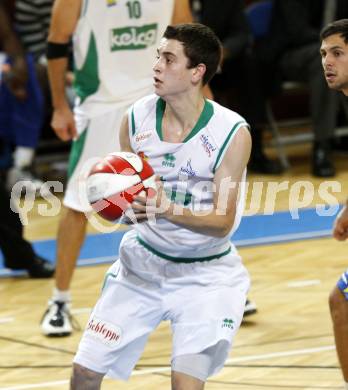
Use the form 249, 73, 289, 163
136, 235, 231, 264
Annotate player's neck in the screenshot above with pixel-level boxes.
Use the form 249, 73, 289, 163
162, 92, 205, 143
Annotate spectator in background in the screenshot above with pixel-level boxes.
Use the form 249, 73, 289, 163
191, 0, 283, 175
0, 138, 55, 278
0, 0, 51, 194
262, 0, 348, 177
14, 0, 52, 63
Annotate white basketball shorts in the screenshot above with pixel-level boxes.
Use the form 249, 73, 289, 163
74, 230, 250, 381
63, 104, 130, 212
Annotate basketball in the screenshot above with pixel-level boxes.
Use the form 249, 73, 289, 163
86, 152, 156, 221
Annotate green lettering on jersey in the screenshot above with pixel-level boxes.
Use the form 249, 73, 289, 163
109, 24, 158, 51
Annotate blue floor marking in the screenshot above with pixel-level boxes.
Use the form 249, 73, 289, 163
0, 206, 341, 277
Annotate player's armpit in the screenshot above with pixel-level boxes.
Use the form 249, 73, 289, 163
119, 113, 133, 153
212, 125, 251, 226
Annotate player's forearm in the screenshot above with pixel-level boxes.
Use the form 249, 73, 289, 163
165, 205, 235, 237
47, 58, 70, 109
171, 0, 192, 24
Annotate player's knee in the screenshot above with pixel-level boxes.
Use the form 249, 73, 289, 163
70, 363, 104, 390
329, 287, 346, 323
171, 340, 229, 388
65, 206, 86, 221
171, 370, 205, 390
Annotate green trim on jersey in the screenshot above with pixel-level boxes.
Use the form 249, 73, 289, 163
212, 121, 245, 173
73, 32, 100, 103
131, 107, 136, 135
81, 0, 89, 16
155, 98, 166, 140
183, 100, 214, 142
137, 235, 231, 263
101, 271, 118, 292
155, 98, 214, 142
67, 128, 87, 179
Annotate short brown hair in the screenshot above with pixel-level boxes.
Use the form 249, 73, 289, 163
163, 23, 222, 85
320, 19, 348, 43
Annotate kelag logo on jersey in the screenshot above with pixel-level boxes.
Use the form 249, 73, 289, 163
110, 24, 158, 51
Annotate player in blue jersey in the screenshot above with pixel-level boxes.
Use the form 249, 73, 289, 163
320, 19, 348, 390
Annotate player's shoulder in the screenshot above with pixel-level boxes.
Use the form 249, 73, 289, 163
206, 100, 249, 145
132, 94, 159, 113
129, 94, 159, 134
209, 99, 248, 127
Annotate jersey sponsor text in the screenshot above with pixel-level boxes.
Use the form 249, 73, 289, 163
110, 24, 158, 51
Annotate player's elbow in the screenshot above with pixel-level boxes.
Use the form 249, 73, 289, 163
214, 216, 235, 238
218, 225, 233, 238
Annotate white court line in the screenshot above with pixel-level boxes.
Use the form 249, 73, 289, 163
77, 256, 117, 266
287, 280, 321, 288
0, 381, 69, 390
70, 308, 91, 315
0, 344, 336, 390
0, 317, 14, 324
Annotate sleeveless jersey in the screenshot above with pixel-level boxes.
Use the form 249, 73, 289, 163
73, 0, 174, 119
128, 94, 249, 261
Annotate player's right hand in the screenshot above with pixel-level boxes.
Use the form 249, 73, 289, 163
51, 106, 77, 141
333, 206, 348, 241
2, 59, 28, 100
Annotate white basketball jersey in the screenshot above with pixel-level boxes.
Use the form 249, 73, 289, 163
73, 0, 174, 118
128, 94, 248, 261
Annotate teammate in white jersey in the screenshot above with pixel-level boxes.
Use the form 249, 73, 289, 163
320, 19, 348, 390
41, 0, 193, 336
71, 23, 251, 389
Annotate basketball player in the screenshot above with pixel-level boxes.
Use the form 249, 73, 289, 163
70, 23, 251, 389
41, 0, 193, 336
320, 19, 348, 390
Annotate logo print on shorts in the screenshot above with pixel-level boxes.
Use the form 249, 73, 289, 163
221, 318, 234, 330
86, 316, 122, 347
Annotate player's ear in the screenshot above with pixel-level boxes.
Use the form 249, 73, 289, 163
192, 63, 206, 84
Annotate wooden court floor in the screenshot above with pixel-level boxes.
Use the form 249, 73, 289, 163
1, 146, 348, 389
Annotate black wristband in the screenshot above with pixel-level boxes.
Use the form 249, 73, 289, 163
46, 41, 70, 59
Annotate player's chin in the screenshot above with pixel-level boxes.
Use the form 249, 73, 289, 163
327, 79, 339, 89
154, 89, 165, 97
153, 85, 165, 95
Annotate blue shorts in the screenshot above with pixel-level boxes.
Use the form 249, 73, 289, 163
0, 54, 44, 148
337, 269, 348, 300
